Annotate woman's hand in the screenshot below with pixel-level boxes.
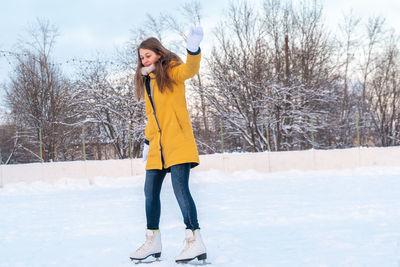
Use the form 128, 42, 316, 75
186, 26, 204, 53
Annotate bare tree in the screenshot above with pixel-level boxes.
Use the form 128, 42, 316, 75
360, 16, 385, 112
366, 31, 400, 146
337, 10, 361, 119
4, 19, 75, 162
356, 16, 386, 146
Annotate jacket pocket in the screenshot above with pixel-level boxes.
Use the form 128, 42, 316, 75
144, 118, 157, 142
174, 109, 184, 132
173, 107, 193, 141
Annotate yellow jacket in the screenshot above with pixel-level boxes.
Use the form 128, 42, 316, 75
144, 50, 201, 170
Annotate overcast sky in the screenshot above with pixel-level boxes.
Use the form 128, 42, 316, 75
1, 0, 399, 97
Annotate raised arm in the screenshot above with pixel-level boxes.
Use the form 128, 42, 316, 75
171, 26, 203, 82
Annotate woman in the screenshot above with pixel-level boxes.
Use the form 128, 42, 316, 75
129, 26, 207, 264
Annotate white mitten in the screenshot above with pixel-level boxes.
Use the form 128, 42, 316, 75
186, 26, 204, 53
142, 143, 149, 163
141, 64, 155, 76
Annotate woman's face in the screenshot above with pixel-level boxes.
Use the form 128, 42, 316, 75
139, 48, 160, 67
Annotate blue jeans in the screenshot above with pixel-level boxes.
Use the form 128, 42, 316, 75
144, 163, 199, 230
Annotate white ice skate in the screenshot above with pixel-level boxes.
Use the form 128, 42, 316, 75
130, 230, 162, 262
175, 229, 207, 264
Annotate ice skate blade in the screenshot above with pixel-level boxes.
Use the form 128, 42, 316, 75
176, 253, 209, 265
130, 252, 162, 264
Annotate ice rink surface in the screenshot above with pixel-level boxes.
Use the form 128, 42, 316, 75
1, 166, 400, 266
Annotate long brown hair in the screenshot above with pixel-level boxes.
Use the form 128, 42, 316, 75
134, 37, 182, 100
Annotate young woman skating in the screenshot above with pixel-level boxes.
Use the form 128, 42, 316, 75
130, 26, 207, 264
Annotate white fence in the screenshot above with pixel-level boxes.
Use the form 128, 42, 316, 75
1, 146, 400, 187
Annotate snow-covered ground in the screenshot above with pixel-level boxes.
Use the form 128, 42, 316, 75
1, 166, 400, 267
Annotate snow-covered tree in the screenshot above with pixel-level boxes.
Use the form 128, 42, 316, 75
205, 0, 342, 152
73, 60, 145, 159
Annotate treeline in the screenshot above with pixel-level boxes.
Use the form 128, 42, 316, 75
1, 0, 399, 164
